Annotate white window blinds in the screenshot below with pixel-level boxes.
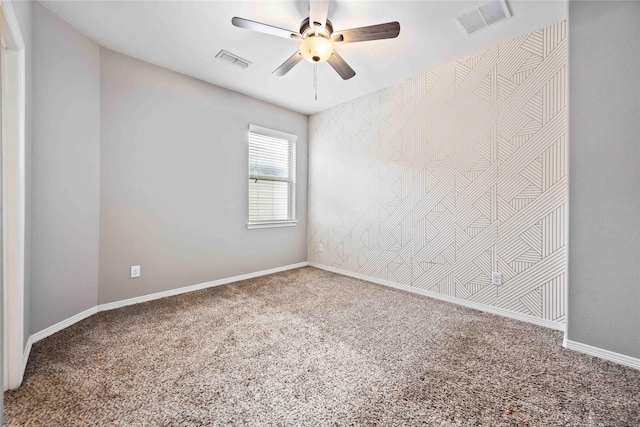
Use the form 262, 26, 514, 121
248, 125, 296, 226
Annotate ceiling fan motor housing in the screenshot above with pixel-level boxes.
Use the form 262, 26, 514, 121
300, 17, 334, 38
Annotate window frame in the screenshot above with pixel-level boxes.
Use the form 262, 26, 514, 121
246, 124, 297, 229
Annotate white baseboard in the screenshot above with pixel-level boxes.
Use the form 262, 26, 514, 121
29, 262, 309, 342
311, 265, 639, 371
29, 306, 98, 344
22, 262, 639, 377
22, 306, 98, 381
24, 262, 309, 373
97, 262, 309, 312
309, 263, 565, 332
564, 339, 640, 370
23, 337, 33, 374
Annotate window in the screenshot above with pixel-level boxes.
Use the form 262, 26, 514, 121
247, 125, 297, 229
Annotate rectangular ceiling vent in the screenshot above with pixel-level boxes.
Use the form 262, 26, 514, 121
456, 0, 511, 35
216, 50, 251, 69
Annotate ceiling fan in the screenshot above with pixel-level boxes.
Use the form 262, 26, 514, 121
231, 0, 400, 81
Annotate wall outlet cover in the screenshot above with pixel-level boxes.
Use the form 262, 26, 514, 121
131, 265, 141, 278
318, 244, 324, 253
491, 272, 502, 285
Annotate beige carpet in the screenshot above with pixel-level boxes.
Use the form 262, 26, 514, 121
4, 267, 640, 426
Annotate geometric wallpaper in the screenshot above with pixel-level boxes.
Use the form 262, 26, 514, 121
309, 22, 567, 326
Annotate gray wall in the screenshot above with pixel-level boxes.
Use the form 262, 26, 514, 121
568, 1, 640, 358
98, 48, 308, 304
11, 0, 32, 350
1, 7, 4, 414
31, 3, 100, 333
26, 3, 307, 334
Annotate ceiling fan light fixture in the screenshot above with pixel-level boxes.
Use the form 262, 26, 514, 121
300, 36, 334, 63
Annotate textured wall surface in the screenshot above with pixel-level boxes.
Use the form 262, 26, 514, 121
309, 22, 567, 327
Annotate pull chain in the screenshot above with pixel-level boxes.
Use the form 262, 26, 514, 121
314, 64, 318, 101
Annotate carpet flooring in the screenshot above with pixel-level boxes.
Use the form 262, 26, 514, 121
4, 267, 640, 426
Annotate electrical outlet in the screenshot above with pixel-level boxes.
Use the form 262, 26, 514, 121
317, 244, 324, 253
491, 272, 502, 286
131, 265, 141, 278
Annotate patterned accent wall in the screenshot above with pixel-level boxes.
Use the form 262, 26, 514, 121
309, 22, 567, 326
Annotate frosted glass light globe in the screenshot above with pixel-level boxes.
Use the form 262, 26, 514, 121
300, 36, 334, 63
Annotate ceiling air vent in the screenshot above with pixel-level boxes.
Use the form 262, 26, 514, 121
215, 50, 251, 69
456, 0, 511, 35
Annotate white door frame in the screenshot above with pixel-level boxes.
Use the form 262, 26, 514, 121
1, 0, 26, 391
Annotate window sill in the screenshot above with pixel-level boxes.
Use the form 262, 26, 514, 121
247, 221, 298, 230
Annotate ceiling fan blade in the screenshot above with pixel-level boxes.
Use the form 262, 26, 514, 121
332, 21, 400, 43
232, 17, 300, 40
327, 51, 356, 80
273, 51, 304, 76
309, 0, 330, 34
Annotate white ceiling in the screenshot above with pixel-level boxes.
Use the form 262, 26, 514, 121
39, 0, 568, 115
